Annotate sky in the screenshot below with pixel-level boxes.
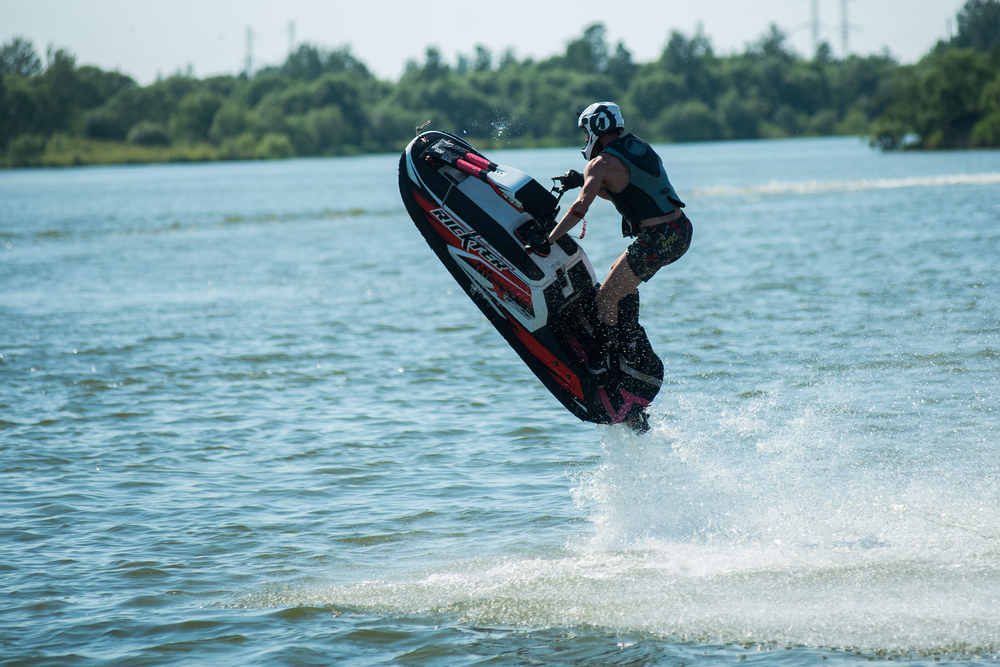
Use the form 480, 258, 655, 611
2, 0, 968, 84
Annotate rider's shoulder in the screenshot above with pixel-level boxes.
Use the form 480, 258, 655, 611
588, 152, 628, 178
588, 152, 625, 171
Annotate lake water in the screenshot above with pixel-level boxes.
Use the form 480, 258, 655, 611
2, 137, 999, 666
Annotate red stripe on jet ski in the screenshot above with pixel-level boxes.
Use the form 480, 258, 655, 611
506, 316, 584, 401
411, 187, 532, 304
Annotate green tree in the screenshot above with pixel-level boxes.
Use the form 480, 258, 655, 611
75, 66, 135, 110
4, 19, 980, 167
34, 48, 80, 136
656, 100, 724, 142
0, 73, 39, 147
208, 100, 250, 143
625, 67, 688, 128
0, 37, 42, 77
971, 71, 1000, 145
564, 23, 610, 73
716, 88, 767, 139
279, 43, 370, 81
952, 0, 1000, 51
661, 28, 719, 102
606, 42, 637, 83
872, 48, 995, 148
84, 84, 175, 140
473, 45, 492, 72
172, 90, 223, 142
0, 74, 10, 148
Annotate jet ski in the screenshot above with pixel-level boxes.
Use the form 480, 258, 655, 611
398, 130, 663, 433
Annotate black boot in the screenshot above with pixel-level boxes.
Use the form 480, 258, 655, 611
625, 408, 651, 434
588, 320, 616, 387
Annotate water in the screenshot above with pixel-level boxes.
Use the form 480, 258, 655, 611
1, 137, 999, 665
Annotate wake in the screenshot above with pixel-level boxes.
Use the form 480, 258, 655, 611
690, 172, 1000, 198
564, 390, 1000, 653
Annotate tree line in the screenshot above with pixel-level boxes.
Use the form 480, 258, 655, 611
1, 0, 998, 168
870, 0, 1000, 149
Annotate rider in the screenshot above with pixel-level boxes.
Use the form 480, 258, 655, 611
543, 102, 693, 386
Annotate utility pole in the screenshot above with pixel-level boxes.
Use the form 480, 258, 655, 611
244, 26, 254, 75
287, 20, 296, 57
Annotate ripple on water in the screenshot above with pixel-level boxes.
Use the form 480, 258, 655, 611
1, 141, 999, 665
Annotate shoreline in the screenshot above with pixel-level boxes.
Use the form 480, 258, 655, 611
2, 131, 886, 170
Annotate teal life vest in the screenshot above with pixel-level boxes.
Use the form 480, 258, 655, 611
601, 134, 685, 237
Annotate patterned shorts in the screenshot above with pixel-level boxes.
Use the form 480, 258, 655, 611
625, 212, 693, 282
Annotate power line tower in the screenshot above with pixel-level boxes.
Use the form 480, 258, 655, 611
810, 0, 821, 53
287, 20, 296, 57
800, 0, 827, 56
840, 0, 860, 57
244, 26, 254, 75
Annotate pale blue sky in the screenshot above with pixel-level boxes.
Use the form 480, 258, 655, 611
2, 0, 966, 83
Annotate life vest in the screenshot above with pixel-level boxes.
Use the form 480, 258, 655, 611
601, 134, 685, 237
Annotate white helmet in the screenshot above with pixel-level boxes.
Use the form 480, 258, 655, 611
578, 102, 624, 160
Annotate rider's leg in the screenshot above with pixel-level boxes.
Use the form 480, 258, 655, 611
589, 253, 643, 384
596, 252, 642, 327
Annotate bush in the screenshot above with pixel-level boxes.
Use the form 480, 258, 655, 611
208, 102, 249, 143
717, 89, 765, 139
806, 109, 838, 135
126, 121, 170, 146
771, 104, 808, 135
171, 91, 222, 142
5, 134, 46, 166
84, 107, 128, 140
835, 108, 870, 136
971, 110, 1000, 146
254, 133, 294, 159
219, 132, 258, 160
655, 100, 723, 142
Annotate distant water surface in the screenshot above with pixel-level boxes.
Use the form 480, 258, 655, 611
2, 137, 999, 666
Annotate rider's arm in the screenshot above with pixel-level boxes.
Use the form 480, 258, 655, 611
548, 158, 608, 242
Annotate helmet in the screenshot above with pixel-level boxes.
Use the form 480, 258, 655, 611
578, 102, 624, 160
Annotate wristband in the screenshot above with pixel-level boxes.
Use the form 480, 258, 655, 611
567, 207, 585, 220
